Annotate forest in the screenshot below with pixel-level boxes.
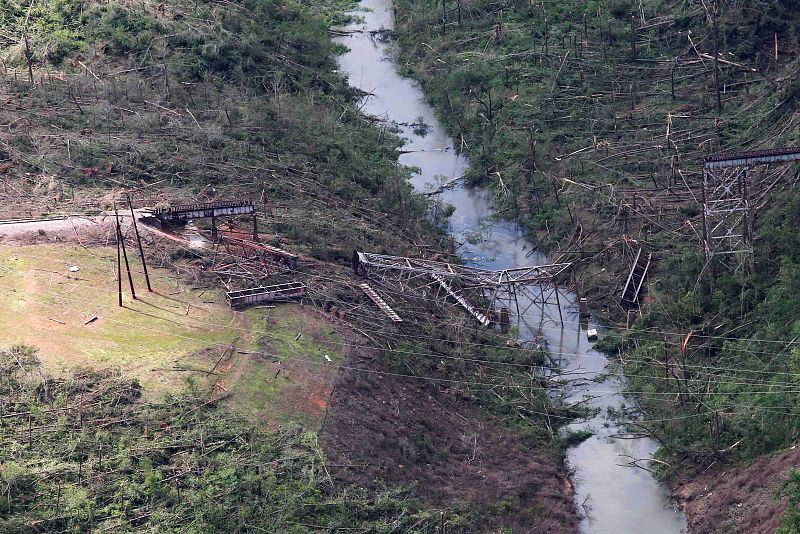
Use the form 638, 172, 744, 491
0, 0, 578, 531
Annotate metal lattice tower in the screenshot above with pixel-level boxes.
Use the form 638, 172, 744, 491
352, 251, 571, 327
703, 147, 800, 272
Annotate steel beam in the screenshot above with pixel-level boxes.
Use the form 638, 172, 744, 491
354, 252, 570, 288
353, 250, 570, 326
152, 200, 255, 222
705, 147, 800, 169
359, 283, 403, 323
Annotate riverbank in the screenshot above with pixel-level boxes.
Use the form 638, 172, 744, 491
389, 0, 800, 531
328, 3, 581, 530
671, 445, 800, 533
333, 1, 687, 532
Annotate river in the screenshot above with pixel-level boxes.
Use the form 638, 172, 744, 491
333, 2, 687, 532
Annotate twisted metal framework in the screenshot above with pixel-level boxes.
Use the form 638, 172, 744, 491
702, 165, 753, 265
353, 252, 570, 287
703, 147, 800, 272
352, 251, 572, 327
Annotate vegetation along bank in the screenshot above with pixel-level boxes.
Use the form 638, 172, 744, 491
393, 0, 800, 531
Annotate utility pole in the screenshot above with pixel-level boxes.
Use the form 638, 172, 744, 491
116, 211, 122, 307
114, 203, 136, 300
252, 212, 259, 241
127, 194, 152, 291
711, 1, 722, 114
22, 7, 34, 85
544, 16, 549, 55
583, 13, 588, 48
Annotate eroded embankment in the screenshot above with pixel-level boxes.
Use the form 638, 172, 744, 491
672, 446, 800, 534
320, 345, 578, 533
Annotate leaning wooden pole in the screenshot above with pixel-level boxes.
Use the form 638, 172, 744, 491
554, 280, 563, 323
127, 195, 152, 291
114, 203, 137, 300
22, 7, 34, 85
116, 213, 123, 307
711, 1, 722, 114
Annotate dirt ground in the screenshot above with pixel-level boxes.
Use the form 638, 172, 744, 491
319, 345, 578, 533
226, 305, 344, 430
0, 208, 579, 531
671, 445, 800, 533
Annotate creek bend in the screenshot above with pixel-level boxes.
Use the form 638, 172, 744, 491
333, 2, 687, 532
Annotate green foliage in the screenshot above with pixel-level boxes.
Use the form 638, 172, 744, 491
0, 349, 433, 532
384, 324, 577, 445
561, 429, 594, 447
91, 5, 161, 56
778, 470, 800, 534
721, 0, 800, 62
392, 0, 800, 474
0, 0, 438, 259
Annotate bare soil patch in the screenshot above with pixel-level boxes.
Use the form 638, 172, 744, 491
225, 305, 344, 430
319, 345, 578, 533
672, 445, 800, 533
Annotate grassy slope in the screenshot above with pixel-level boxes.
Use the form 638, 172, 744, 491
0, 243, 342, 431
0, 0, 450, 530
0, 351, 431, 533
392, 0, 800, 529
232, 305, 344, 430
0, 0, 434, 257
0, 243, 245, 396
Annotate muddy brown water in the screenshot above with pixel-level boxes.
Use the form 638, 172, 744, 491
333, 2, 687, 532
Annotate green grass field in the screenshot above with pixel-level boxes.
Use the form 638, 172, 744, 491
0, 243, 248, 397
0, 243, 345, 428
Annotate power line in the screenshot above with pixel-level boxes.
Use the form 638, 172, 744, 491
4, 274, 800, 398
6, 263, 800, 389
6, 245, 800, 383
85, 217, 800, 346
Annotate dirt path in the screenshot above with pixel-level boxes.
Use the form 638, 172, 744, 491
0, 214, 107, 241
0, 209, 203, 251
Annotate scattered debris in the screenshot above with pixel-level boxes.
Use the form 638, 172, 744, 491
359, 282, 403, 323
225, 282, 307, 308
